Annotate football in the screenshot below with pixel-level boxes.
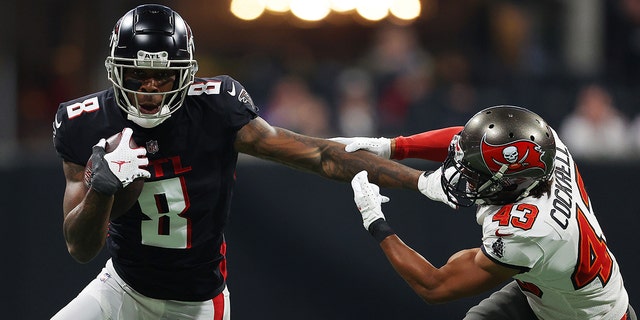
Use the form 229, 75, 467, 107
105, 129, 139, 151
85, 130, 146, 220
107, 130, 146, 220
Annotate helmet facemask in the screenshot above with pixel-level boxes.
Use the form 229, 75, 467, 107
106, 54, 197, 127
441, 135, 510, 207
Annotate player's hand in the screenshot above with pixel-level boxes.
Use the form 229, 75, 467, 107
330, 137, 392, 159
86, 128, 150, 195
351, 171, 390, 231
418, 167, 458, 209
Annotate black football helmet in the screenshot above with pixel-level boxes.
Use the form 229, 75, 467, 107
441, 106, 556, 206
105, 4, 198, 128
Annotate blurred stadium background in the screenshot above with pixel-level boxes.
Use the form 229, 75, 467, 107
2, 0, 639, 318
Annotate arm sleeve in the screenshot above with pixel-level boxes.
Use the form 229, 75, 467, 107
392, 126, 464, 162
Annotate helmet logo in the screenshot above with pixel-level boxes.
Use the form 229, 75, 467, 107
136, 51, 169, 67
502, 146, 519, 163
480, 135, 546, 174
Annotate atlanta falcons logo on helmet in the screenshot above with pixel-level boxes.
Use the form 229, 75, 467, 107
480, 135, 547, 175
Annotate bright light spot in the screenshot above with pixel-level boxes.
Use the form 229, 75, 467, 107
390, 0, 420, 20
331, 0, 357, 12
266, 0, 291, 13
231, 0, 267, 20
230, 0, 421, 22
356, 0, 390, 21
290, 0, 331, 21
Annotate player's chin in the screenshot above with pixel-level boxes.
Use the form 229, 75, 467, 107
138, 104, 161, 114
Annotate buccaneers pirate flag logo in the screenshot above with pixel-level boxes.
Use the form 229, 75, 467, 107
480, 135, 547, 175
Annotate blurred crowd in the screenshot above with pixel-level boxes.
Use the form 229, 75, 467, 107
14, 0, 640, 163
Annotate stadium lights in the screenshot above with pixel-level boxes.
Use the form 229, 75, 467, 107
356, 0, 391, 21
331, 0, 357, 13
230, 0, 266, 20
266, 0, 290, 13
290, 0, 332, 21
230, 0, 421, 22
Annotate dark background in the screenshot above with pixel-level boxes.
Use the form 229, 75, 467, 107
8, 0, 640, 158
3, 160, 638, 319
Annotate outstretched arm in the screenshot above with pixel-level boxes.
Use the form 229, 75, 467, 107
380, 238, 518, 303
392, 126, 463, 161
235, 116, 423, 190
331, 126, 463, 162
351, 171, 519, 304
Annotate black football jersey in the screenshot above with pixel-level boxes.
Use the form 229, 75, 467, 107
53, 75, 258, 301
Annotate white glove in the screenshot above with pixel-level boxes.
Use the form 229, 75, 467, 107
351, 171, 390, 230
418, 167, 458, 209
102, 128, 150, 188
330, 137, 392, 159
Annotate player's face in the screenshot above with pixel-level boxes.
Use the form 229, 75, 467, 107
458, 167, 479, 191
123, 68, 177, 114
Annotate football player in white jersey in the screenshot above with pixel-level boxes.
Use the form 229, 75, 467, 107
338, 106, 635, 319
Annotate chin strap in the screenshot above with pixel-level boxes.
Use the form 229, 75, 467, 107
126, 105, 172, 128
127, 113, 171, 128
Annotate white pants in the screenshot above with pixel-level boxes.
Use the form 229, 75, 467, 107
51, 259, 230, 320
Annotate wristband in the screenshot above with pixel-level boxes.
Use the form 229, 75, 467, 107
368, 218, 395, 242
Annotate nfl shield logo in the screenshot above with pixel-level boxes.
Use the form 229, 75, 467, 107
146, 140, 159, 154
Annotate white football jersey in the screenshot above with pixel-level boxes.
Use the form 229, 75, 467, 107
476, 130, 629, 320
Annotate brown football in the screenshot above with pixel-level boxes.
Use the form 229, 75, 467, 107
87, 130, 146, 220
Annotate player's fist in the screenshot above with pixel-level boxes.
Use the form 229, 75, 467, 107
418, 167, 458, 209
330, 137, 392, 159
85, 128, 150, 195
351, 171, 390, 230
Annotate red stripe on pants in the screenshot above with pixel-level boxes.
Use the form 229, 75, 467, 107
212, 290, 225, 320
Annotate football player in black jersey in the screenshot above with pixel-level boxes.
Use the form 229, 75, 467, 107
50, 4, 439, 320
